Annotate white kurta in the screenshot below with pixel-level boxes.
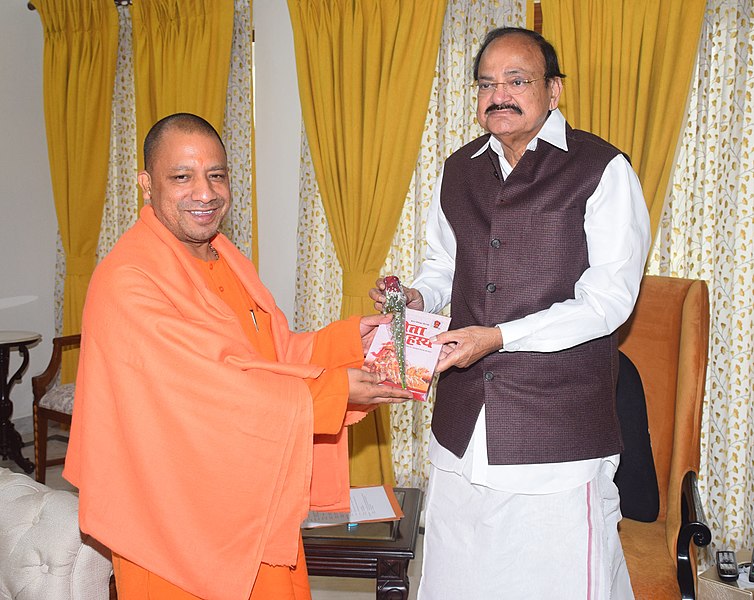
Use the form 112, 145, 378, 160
412, 109, 650, 599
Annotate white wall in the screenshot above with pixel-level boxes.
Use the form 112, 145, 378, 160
254, 0, 302, 322
0, 1, 57, 422
0, 1, 300, 421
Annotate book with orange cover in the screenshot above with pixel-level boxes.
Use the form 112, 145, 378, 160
363, 308, 451, 401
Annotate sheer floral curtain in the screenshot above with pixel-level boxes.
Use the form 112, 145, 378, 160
98, 5, 138, 258
221, 0, 257, 264
647, 0, 754, 558
293, 0, 527, 489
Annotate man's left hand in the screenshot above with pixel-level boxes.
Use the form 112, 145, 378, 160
347, 368, 414, 405
433, 326, 503, 372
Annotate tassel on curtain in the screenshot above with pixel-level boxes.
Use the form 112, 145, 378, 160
288, 0, 447, 486
131, 0, 235, 206
538, 0, 707, 236
34, 0, 119, 382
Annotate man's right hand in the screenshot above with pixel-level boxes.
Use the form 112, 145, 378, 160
368, 277, 425, 313
347, 368, 413, 406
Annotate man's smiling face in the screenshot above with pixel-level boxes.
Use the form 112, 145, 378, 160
138, 128, 231, 258
476, 33, 562, 158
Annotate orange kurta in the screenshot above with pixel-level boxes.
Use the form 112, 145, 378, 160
64, 206, 369, 600
112, 535, 311, 599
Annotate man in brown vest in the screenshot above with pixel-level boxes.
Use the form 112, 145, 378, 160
371, 28, 650, 599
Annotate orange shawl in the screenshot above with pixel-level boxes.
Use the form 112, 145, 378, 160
64, 206, 367, 600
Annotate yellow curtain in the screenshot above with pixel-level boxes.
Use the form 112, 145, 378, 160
288, 0, 447, 486
35, 0, 119, 381
540, 0, 706, 235
132, 0, 235, 193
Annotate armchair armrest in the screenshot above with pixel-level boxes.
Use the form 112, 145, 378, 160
32, 334, 81, 401
676, 470, 712, 599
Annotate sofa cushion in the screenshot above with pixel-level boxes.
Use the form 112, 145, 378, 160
0, 467, 111, 600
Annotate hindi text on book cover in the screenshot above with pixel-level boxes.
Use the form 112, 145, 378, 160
363, 308, 451, 401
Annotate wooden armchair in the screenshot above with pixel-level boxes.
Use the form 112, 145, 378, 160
617, 276, 711, 599
31, 334, 80, 484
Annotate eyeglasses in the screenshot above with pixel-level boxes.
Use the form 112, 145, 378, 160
473, 77, 544, 96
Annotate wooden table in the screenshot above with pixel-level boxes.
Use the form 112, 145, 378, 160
303, 487, 423, 600
0, 330, 40, 473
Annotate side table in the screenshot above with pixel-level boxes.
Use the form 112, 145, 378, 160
0, 330, 41, 473
698, 551, 754, 600
303, 487, 423, 600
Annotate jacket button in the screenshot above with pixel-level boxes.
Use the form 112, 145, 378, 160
484, 371, 494, 381
486, 283, 496, 293
490, 238, 501, 248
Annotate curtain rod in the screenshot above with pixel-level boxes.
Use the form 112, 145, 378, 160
28, 1, 132, 9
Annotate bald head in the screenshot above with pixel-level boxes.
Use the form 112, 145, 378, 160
143, 113, 225, 172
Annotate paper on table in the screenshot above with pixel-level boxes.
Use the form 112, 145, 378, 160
302, 485, 404, 529
737, 562, 754, 590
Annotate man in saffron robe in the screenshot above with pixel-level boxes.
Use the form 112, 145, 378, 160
63, 112, 412, 600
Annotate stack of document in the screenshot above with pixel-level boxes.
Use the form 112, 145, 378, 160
302, 485, 403, 528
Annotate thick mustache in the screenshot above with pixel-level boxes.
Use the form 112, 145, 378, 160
486, 103, 522, 115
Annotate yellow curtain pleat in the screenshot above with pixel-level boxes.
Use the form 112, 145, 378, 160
35, 0, 119, 382
132, 0, 235, 205
541, 0, 705, 237
288, 0, 447, 486
526, 0, 535, 29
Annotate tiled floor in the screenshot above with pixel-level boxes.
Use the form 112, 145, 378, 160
2, 416, 424, 600
1, 415, 75, 492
